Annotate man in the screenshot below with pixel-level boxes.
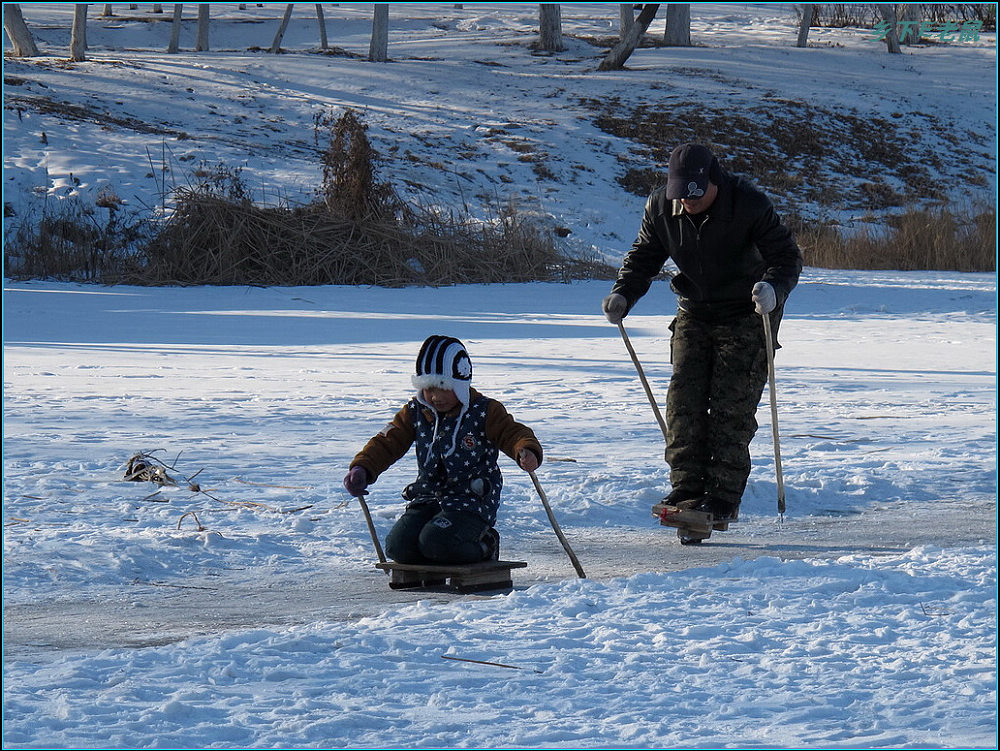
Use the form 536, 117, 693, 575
602, 143, 802, 523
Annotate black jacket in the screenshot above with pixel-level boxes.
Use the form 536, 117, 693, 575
611, 172, 803, 322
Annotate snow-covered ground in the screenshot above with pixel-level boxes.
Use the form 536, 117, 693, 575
3, 4, 997, 749
3, 272, 996, 749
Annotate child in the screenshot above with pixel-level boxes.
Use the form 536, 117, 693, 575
344, 335, 542, 565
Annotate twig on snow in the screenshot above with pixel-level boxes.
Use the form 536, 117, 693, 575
177, 510, 205, 531
441, 655, 543, 673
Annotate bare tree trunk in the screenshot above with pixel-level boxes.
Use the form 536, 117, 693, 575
878, 4, 902, 53
899, 3, 920, 45
316, 3, 328, 49
195, 3, 209, 51
101, 5, 114, 16
3, 4, 41, 57
538, 4, 564, 52
663, 4, 690, 46
270, 3, 294, 53
619, 4, 634, 36
168, 4, 182, 52
598, 4, 659, 71
369, 4, 388, 62
796, 4, 812, 47
70, 4, 88, 62
152, 4, 163, 12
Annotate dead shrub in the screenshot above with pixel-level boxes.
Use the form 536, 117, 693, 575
139, 186, 568, 286
3, 197, 150, 282
314, 108, 399, 220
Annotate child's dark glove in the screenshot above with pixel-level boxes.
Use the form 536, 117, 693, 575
343, 466, 369, 496
517, 448, 540, 473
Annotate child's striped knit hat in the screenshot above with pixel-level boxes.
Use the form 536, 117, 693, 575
412, 335, 472, 407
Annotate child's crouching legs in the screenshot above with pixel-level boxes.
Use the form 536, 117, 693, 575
385, 504, 438, 563
419, 510, 491, 564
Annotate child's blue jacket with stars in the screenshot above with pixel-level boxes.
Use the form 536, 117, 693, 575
349, 387, 542, 525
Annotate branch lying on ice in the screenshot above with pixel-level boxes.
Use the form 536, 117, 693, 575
124, 450, 177, 486
132, 579, 218, 591
441, 655, 543, 673
124, 450, 314, 517
177, 510, 205, 531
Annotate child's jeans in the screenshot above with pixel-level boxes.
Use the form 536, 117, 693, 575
385, 502, 490, 564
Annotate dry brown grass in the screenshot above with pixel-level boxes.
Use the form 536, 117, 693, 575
791, 205, 996, 272
5, 109, 615, 286
588, 96, 986, 214
138, 191, 569, 287
2, 198, 150, 282
585, 92, 995, 273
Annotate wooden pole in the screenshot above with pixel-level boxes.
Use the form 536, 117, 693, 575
355, 494, 388, 565
762, 313, 786, 517
528, 470, 585, 579
617, 322, 669, 443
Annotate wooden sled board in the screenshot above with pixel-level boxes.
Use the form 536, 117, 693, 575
375, 560, 528, 593
651, 502, 731, 544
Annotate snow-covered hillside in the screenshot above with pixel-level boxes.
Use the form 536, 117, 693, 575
3, 5, 996, 750
3, 3, 996, 265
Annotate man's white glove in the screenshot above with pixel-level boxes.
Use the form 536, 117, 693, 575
752, 281, 776, 315
602, 293, 628, 324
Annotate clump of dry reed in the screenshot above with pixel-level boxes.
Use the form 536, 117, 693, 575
792, 205, 995, 272
139, 108, 571, 286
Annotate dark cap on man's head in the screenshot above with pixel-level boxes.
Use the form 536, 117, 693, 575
665, 143, 717, 200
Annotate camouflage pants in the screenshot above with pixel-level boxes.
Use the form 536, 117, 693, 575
664, 308, 774, 504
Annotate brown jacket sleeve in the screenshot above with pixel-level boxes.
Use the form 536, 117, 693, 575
485, 400, 543, 468
349, 405, 416, 484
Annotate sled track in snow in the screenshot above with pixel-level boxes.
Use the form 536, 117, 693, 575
3, 497, 994, 659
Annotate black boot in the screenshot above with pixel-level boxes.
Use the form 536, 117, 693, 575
664, 487, 703, 509
690, 495, 740, 522
480, 528, 500, 561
